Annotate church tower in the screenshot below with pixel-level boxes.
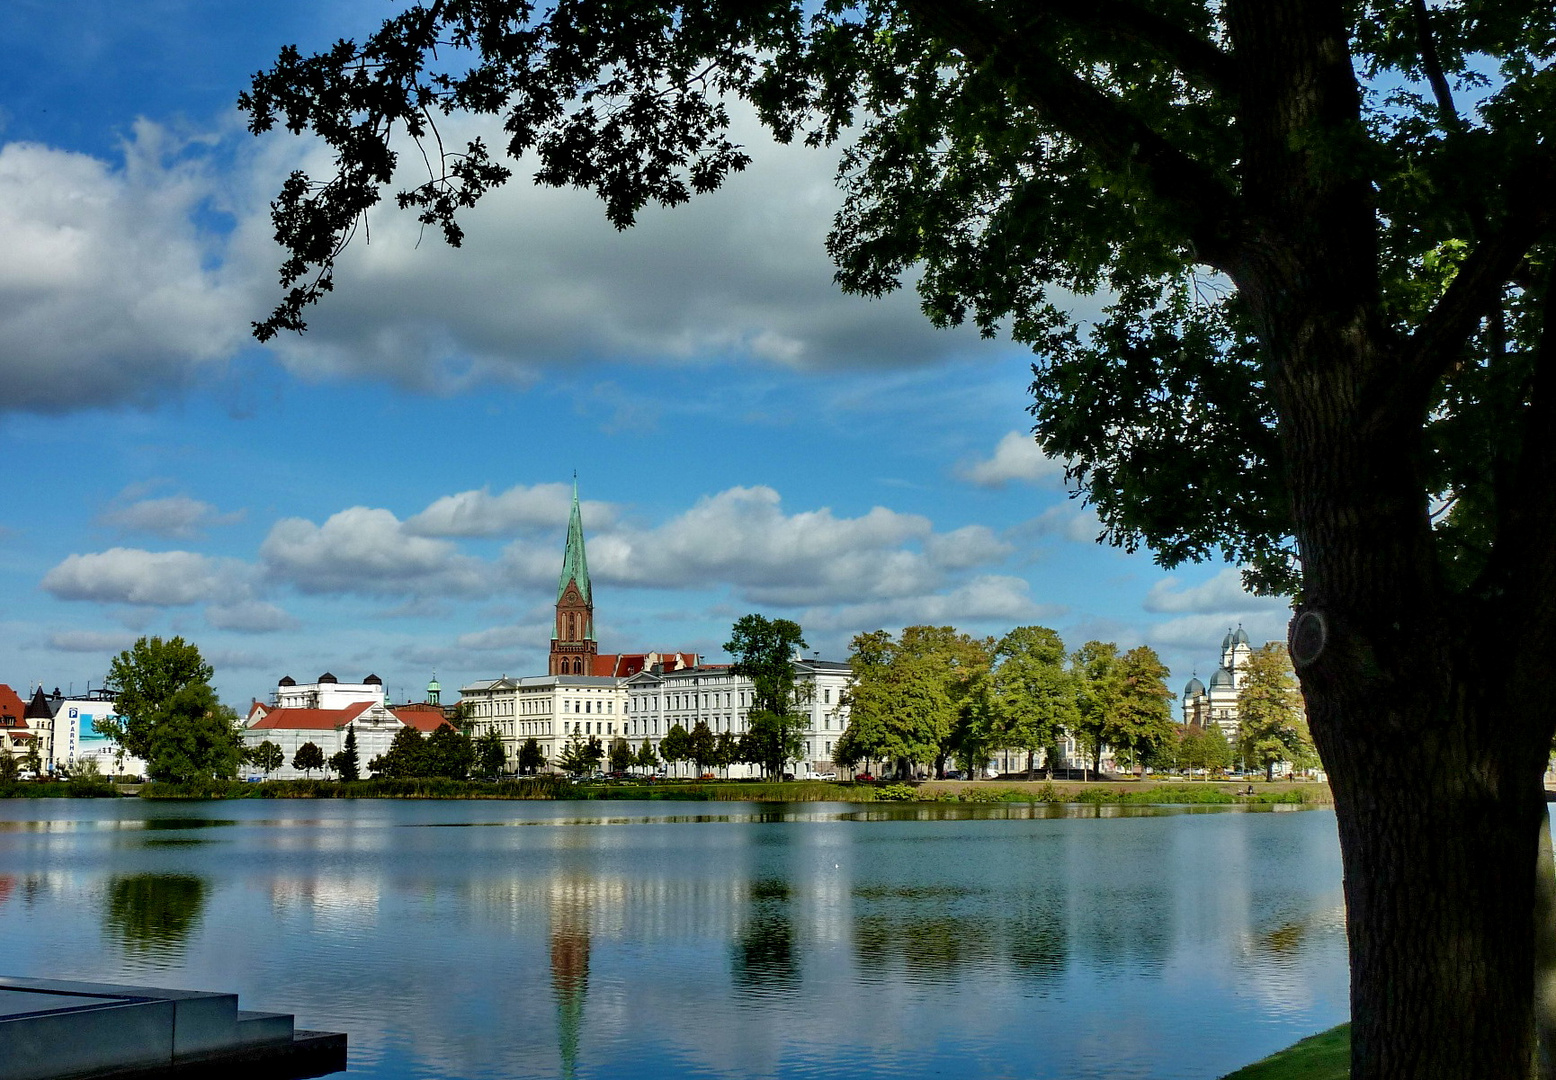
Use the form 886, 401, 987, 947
550, 479, 598, 676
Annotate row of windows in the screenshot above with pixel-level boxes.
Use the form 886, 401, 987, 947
625, 684, 840, 712
468, 695, 622, 717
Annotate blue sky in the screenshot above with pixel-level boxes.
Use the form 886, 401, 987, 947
0, 0, 1289, 710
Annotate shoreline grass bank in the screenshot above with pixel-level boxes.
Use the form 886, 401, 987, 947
21, 777, 1337, 804
1220, 1023, 1349, 1079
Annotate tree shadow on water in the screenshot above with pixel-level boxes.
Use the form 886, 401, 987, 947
103, 874, 208, 962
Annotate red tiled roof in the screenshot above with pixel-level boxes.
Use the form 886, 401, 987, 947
590, 652, 700, 677
0, 684, 29, 730
391, 704, 449, 732
591, 654, 643, 677
248, 701, 373, 731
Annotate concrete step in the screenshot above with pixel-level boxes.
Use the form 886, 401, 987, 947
234, 1010, 295, 1047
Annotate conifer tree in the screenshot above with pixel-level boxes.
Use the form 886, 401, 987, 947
339, 724, 361, 782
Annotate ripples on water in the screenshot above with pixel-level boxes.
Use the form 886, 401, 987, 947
0, 799, 1348, 1080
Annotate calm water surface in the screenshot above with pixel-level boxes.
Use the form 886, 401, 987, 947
0, 799, 1348, 1080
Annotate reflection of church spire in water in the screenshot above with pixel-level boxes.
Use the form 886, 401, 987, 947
550, 888, 590, 1080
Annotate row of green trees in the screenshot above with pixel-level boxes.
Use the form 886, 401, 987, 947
835, 625, 1313, 781
247, 723, 520, 781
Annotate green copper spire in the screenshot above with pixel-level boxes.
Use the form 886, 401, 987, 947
558, 477, 592, 606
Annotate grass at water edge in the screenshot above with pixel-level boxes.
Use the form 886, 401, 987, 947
1221, 1024, 1349, 1080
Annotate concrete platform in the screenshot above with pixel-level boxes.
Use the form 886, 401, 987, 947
0, 977, 345, 1080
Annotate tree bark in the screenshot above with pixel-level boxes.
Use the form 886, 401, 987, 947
1536, 815, 1556, 1080
1301, 639, 1548, 1080
1220, 2, 1556, 1072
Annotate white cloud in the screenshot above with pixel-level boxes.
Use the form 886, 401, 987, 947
455, 623, 546, 652
1018, 504, 1101, 545
957, 431, 1067, 488
801, 576, 1052, 633
41, 548, 253, 606
406, 482, 615, 538
1143, 568, 1288, 616
205, 600, 297, 633
1144, 611, 1291, 655
925, 525, 1012, 569
0, 124, 248, 413
260, 507, 491, 597
245, 108, 995, 392
46, 629, 138, 654
519, 485, 998, 607
98, 494, 244, 539
2, 104, 1006, 416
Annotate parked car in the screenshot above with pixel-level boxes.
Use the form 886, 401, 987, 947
815, 771, 837, 781
854, 773, 875, 782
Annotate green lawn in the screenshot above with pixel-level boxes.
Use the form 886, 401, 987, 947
1222, 1024, 1349, 1080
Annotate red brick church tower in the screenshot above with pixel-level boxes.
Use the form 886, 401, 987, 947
550, 479, 598, 676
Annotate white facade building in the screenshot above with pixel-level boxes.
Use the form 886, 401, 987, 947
242, 699, 446, 779
1182, 626, 1253, 739
50, 690, 147, 777
459, 675, 629, 772
458, 660, 854, 778
273, 672, 387, 711
623, 660, 852, 778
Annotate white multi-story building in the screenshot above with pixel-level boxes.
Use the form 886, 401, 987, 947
623, 659, 852, 778
1182, 626, 1253, 739
459, 675, 630, 772
242, 698, 447, 779
459, 660, 854, 778
272, 672, 387, 711
48, 689, 147, 777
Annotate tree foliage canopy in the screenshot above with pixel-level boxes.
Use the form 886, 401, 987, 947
988, 625, 1078, 771
99, 636, 239, 782
292, 741, 326, 778
838, 625, 992, 776
103, 636, 216, 763
1235, 643, 1316, 779
558, 732, 604, 777
246, 740, 285, 777
727, 614, 810, 776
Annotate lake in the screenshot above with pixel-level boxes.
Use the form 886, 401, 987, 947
0, 799, 1348, 1080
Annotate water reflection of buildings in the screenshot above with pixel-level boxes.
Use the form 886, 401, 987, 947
269, 876, 381, 930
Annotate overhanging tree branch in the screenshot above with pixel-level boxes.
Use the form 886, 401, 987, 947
1406, 151, 1556, 393
899, 0, 1242, 269
1032, 0, 1237, 93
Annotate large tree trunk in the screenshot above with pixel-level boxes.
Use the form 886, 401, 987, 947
1223, 3, 1556, 1074
1304, 647, 1547, 1079
1536, 816, 1556, 1080
1273, 292, 1553, 1079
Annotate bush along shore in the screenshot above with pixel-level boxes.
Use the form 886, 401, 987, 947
137, 776, 569, 799
105, 777, 1334, 805
0, 777, 121, 799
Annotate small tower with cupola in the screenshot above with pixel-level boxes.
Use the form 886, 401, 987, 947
1220, 625, 1252, 689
